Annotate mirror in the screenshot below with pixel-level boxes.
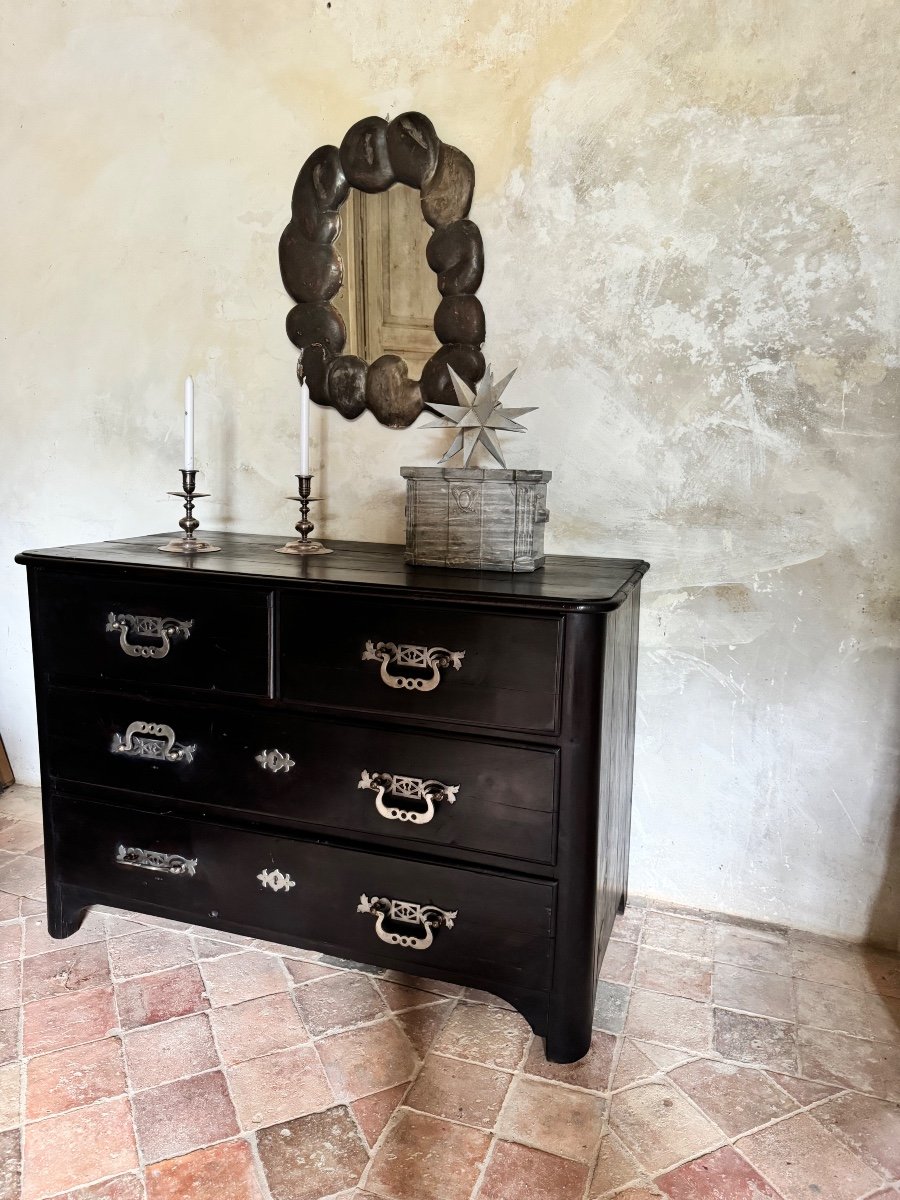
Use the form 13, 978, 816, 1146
279, 112, 486, 428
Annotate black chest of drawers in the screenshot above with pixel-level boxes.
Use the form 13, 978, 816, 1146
17, 532, 647, 1063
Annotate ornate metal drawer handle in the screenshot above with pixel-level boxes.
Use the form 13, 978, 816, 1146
116, 844, 197, 876
256, 748, 296, 774
357, 893, 457, 951
362, 641, 465, 692
358, 770, 459, 825
106, 612, 192, 659
111, 721, 196, 764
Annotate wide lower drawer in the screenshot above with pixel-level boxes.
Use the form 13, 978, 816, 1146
279, 594, 561, 734
51, 795, 555, 991
45, 689, 558, 865
35, 571, 270, 697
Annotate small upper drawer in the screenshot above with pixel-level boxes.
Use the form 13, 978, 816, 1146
35, 573, 269, 697
279, 594, 561, 734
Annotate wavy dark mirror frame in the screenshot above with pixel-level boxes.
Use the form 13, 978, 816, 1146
279, 112, 485, 428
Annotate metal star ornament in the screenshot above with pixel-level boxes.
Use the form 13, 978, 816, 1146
425, 364, 537, 468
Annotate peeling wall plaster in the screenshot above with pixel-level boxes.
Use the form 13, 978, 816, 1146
1, 0, 897, 944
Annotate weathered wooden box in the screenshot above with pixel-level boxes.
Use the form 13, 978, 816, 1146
401, 467, 551, 572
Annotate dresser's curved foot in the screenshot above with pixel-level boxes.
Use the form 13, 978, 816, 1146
543, 1009, 593, 1064
47, 892, 87, 939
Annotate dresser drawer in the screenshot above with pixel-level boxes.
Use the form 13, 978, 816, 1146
279, 594, 561, 734
44, 689, 558, 865
52, 795, 555, 991
35, 573, 270, 696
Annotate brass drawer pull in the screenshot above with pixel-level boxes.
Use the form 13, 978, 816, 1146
357, 893, 457, 950
106, 612, 192, 659
358, 770, 459, 825
111, 721, 196, 764
256, 749, 295, 774
362, 641, 465, 692
116, 844, 197, 876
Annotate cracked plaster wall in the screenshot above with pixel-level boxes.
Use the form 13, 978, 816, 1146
1, 1, 897, 944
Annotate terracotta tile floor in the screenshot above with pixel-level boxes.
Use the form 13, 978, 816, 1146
0, 784, 898, 1200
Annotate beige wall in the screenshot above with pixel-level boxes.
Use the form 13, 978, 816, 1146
2, 1, 898, 944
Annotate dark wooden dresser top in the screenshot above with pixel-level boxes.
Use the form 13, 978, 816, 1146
18, 533, 648, 613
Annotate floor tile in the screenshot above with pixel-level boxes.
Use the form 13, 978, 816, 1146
797, 976, 899, 1042
810, 1090, 900, 1178
668, 1058, 796, 1136
0, 1062, 19, 1132
22, 1095, 138, 1200
642, 912, 712, 958
656, 1144, 785, 1199
366, 1108, 490, 1200
24, 985, 118, 1055
116, 964, 209, 1029
462, 986, 515, 1009
210, 991, 308, 1065
0, 1128, 18, 1200
228, 1044, 334, 1129
737, 1110, 881, 1200
0, 855, 45, 900
380, 970, 463, 997
133, 1070, 238, 1163
625, 989, 713, 1053
713, 962, 794, 1020
374, 979, 442, 1011
145, 1138, 263, 1200
524, 1028, 616, 1091
0, 961, 19, 1010
50, 1173, 145, 1199
612, 1040, 660, 1090
600, 939, 638, 985
431, 1002, 531, 1070
395, 997, 454, 1057
479, 1139, 590, 1200
791, 945, 872, 992
26, 1036, 126, 1120
631, 1038, 689, 1069
405, 1052, 511, 1129
497, 1075, 605, 1163
199, 951, 287, 1007
283, 957, 339, 985
593, 980, 631, 1034
0, 1011, 17, 1065
863, 950, 900, 998
107, 928, 193, 980
293, 970, 387, 1036
764, 1071, 839, 1105
351, 1082, 409, 1147
122, 1011, 219, 1090
0, 821, 43, 853
798, 1026, 900, 1100
256, 1106, 369, 1200
21, 941, 111, 1003
0, 926, 20, 965
317, 1017, 418, 1101
713, 1009, 797, 1072
607, 1080, 722, 1174
611, 908, 645, 944
22, 913, 106, 958
589, 1131, 642, 1197
0, 893, 19, 922
634, 946, 711, 1003
714, 924, 792, 976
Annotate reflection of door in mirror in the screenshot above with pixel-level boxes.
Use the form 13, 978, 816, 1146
334, 185, 442, 381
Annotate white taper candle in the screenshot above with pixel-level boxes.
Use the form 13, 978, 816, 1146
299, 371, 310, 476
183, 376, 194, 471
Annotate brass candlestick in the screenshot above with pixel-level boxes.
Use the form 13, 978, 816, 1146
276, 474, 332, 555
159, 469, 221, 554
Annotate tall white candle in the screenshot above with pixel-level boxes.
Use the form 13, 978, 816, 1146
183, 376, 195, 471
299, 371, 310, 476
